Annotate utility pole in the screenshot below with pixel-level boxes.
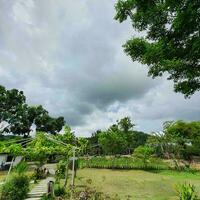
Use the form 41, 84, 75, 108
71, 147, 76, 187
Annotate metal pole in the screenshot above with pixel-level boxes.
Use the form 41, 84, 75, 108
71, 147, 75, 186
6, 156, 15, 182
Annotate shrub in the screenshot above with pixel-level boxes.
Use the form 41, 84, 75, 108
41, 194, 55, 200
45, 183, 122, 200
41, 195, 55, 200
55, 160, 67, 182
71, 185, 120, 200
176, 183, 199, 200
0, 174, 30, 200
78, 157, 135, 169
54, 184, 66, 197
14, 161, 28, 174
78, 156, 168, 170
132, 146, 154, 168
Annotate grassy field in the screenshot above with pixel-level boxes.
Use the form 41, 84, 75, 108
0, 171, 6, 182
0, 171, 7, 193
75, 169, 200, 200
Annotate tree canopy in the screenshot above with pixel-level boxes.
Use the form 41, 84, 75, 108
0, 85, 26, 134
148, 120, 200, 160
115, 0, 200, 97
0, 85, 65, 136
91, 117, 148, 155
164, 120, 200, 158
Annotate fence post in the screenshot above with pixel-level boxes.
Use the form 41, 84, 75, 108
48, 180, 54, 197
71, 147, 76, 187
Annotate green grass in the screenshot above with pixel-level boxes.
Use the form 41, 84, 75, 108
75, 168, 200, 200
0, 171, 6, 182
0, 171, 7, 194
78, 157, 168, 170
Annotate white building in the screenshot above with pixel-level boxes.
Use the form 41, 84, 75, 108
0, 154, 23, 170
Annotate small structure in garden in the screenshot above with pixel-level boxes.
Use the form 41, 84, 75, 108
0, 153, 23, 170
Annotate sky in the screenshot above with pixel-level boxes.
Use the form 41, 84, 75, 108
0, 0, 200, 137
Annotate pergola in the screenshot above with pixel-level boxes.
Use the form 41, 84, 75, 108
0, 133, 79, 186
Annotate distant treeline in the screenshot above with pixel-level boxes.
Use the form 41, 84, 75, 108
85, 117, 148, 155
85, 118, 200, 163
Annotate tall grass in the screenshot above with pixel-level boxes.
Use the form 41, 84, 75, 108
78, 157, 169, 170
176, 183, 199, 200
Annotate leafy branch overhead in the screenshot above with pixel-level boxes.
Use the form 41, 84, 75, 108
115, 0, 200, 97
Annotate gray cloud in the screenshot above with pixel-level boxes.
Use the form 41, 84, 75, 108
0, 0, 199, 136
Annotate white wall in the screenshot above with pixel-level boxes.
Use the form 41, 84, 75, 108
13, 156, 23, 167
0, 154, 7, 167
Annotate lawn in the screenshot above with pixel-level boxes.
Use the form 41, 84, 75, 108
0, 171, 7, 193
0, 171, 7, 182
75, 169, 200, 200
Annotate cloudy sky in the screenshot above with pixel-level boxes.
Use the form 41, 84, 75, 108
0, 0, 200, 136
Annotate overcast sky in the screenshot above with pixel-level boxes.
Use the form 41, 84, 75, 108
0, 0, 200, 136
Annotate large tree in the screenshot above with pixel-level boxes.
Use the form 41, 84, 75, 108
0, 85, 26, 134
164, 120, 200, 158
0, 85, 65, 136
56, 125, 76, 145
98, 117, 148, 155
118, 117, 148, 154
34, 109, 65, 135
118, 117, 135, 133
98, 124, 127, 155
86, 130, 103, 155
148, 120, 200, 162
115, 0, 200, 97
